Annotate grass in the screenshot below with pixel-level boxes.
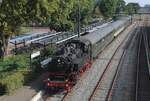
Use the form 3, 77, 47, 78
0, 47, 55, 95
0, 54, 29, 74
0, 54, 32, 94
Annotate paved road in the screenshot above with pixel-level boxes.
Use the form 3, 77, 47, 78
0, 74, 46, 101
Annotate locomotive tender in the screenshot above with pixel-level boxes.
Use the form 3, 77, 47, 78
43, 17, 131, 91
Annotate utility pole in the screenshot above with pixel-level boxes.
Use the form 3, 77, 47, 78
77, 0, 80, 38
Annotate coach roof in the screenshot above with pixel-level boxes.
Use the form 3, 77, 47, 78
81, 18, 129, 45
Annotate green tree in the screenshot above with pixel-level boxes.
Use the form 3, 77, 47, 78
48, 0, 95, 31
26, 0, 59, 26
99, 0, 118, 18
80, 0, 95, 25
126, 3, 140, 14
49, 0, 76, 31
69, 0, 95, 31
93, 0, 103, 18
0, 0, 96, 58
115, 0, 126, 14
0, 0, 28, 57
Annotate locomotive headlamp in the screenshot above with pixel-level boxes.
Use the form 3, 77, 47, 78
47, 78, 50, 81
47, 83, 50, 86
66, 84, 69, 87
58, 59, 61, 62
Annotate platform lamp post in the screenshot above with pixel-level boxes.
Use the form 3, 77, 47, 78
77, 0, 80, 38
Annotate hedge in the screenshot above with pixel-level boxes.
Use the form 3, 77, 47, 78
0, 47, 54, 95
0, 71, 24, 94
0, 54, 34, 95
0, 54, 29, 73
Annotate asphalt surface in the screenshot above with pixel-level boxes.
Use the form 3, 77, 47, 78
0, 74, 46, 101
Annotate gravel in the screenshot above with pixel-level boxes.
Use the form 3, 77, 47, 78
90, 45, 124, 101
111, 23, 140, 101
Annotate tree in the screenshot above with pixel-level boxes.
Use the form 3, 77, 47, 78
115, 0, 126, 14
0, 0, 28, 57
126, 3, 140, 14
69, 0, 95, 31
92, 0, 103, 18
26, 0, 59, 26
99, 0, 119, 18
80, 0, 95, 25
49, 0, 76, 31
25, 0, 95, 31
48, 0, 95, 31
0, 0, 96, 58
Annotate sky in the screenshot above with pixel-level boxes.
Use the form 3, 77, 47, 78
124, 0, 150, 7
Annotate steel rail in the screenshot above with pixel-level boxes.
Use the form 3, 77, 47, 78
135, 22, 143, 101
44, 92, 67, 101
88, 45, 120, 100
143, 20, 150, 75
60, 93, 68, 101
105, 48, 126, 101
106, 22, 141, 101
135, 16, 150, 101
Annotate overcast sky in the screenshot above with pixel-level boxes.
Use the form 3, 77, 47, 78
124, 0, 150, 7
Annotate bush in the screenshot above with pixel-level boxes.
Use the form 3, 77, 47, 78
0, 54, 29, 73
0, 68, 37, 94
0, 53, 47, 95
41, 47, 55, 59
0, 83, 6, 95
0, 70, 25, 94
0, 54, 40, 95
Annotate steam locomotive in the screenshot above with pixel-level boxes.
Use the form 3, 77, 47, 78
43, 17, 131, 91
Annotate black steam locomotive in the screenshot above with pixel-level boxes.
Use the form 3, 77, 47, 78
43, 17, 131, 91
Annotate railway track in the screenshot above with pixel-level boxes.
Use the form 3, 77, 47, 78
135, 16, 150, 101
106, 21, 142, 101
88, 22, 140, 101
45, 92, 67, 101
88, 44, 126, 101
143, 17, 150, 75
